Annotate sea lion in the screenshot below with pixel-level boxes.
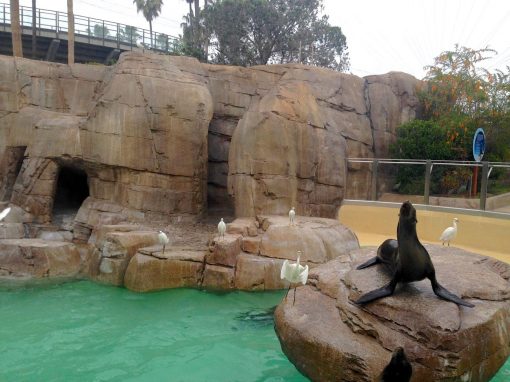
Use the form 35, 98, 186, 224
357, 238, 398, 271
379, 347, 412, 382
355, 201, 474, 308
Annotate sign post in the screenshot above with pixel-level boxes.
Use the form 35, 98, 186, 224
471, 128, 485, 196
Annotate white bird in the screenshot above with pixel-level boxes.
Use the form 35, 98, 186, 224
0, 207, 11, 223
218, 218, 226, 241
280, 250, 309, 305
158, 230, 169, 254
440, 218, 458, 246
289, 207, 296, 226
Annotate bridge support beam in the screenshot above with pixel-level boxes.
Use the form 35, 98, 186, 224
45, 39, 60, 62
104, 48, 120, 65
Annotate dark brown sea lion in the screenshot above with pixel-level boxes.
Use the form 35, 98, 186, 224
379, 347, 412, 382
355, 201, 474, 308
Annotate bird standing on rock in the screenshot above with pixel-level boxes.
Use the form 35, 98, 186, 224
218, 218, 226, 241
0, 207, 11, 224
440, 218, 458, 246
158, 231, 169, 254
280, 251, 309, 305
288, 207, 296, 226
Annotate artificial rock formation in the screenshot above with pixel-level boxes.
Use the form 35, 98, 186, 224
0, 52, 420, 235
102, 215, 359, 292
0, 239, 82, 282
274, 245, 510, 381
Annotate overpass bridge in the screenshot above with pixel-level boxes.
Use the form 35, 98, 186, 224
0, 2, 179, 64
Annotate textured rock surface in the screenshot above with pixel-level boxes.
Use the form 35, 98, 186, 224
0, 239, 81, 282
1, 53, 419, 230
0, 53, 213, 226
124, 247, 205, 292
118, 215, 358, 292
274, 245, 510, 381
91, 230, 160, 285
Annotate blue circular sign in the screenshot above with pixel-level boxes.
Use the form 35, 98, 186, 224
472, 128, 485, 162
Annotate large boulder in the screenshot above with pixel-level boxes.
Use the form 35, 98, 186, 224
0, 239, 81, 283
91, 230, 160, 285
274, 246, 510, 381
124, 247, 206, 292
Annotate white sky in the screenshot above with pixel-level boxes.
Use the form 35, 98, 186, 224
17, 0, 510, 79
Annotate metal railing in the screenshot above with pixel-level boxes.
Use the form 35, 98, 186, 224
0, 2, 179, 52
346, 158, 510, 211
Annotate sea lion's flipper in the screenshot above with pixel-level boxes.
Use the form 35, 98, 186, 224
430, 277, 474, 308
355, 277, 398, 304
356, 256, 380, 270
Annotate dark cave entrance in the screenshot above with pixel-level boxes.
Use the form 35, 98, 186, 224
52, 166, 89, 227
207, 119, 236, 222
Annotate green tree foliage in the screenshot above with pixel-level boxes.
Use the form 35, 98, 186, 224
392, 45, 510, 194
133, 0, 164, 47
118, 26, 140, 44
390, 120, 459, 194
420, 45, 510, 161
87, 24, 109, 38
181, 0, 349, 70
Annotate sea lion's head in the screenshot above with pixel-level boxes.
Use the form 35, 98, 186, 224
399, 201, 417, 223
380, 347, 412, 382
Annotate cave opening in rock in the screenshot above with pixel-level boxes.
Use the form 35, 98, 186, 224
52, 166, 89, 227
207, 127, 235, 221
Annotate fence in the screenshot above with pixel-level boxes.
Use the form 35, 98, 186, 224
346, 158, 510, 211
0, 2, 179, 52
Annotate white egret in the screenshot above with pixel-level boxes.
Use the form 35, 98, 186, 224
439, 218, 458, 246
218, 218, 226, 241
136, 40, 146, 53
158, 231, 169, 254
280, 250, 309, 305
288, 207, 296, 226
0, 207, 11, 223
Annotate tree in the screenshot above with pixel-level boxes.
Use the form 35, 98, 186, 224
189, 0, 349, 70
390, 120, 458, 194
87, 24, 110, 38
10, 0, 23, 57
391, 46, 510, 196
118, 25, 140, 44
420, 45, 510, 161
67, 0, 75, 65
133, 0, 164, 48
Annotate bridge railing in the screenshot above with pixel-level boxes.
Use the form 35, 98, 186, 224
0, 2, 179, 52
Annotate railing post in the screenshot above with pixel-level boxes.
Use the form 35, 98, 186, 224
371, 159, 378, 201
480, 162, 489, 211
424, 160, 432, 205
344, 157, 349, 199
87, 17, 90, 43
102, 20, 105, 45
116, 23, 120, 47
56, 11, 59, 38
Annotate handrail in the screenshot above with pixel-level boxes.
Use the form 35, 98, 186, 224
0, 2, 179, 52
345, 158, 510, 211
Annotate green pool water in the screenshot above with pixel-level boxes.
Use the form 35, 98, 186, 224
0, 281, 508, 382
0, 281, 307, 382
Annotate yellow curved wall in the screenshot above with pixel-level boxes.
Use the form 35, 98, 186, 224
338, 201, 510, 264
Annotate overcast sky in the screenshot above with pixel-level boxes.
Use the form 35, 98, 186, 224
17, 0, 510, 79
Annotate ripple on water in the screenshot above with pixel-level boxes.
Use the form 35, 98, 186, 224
0, 281, 508, 381
0, 281, 308, 382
